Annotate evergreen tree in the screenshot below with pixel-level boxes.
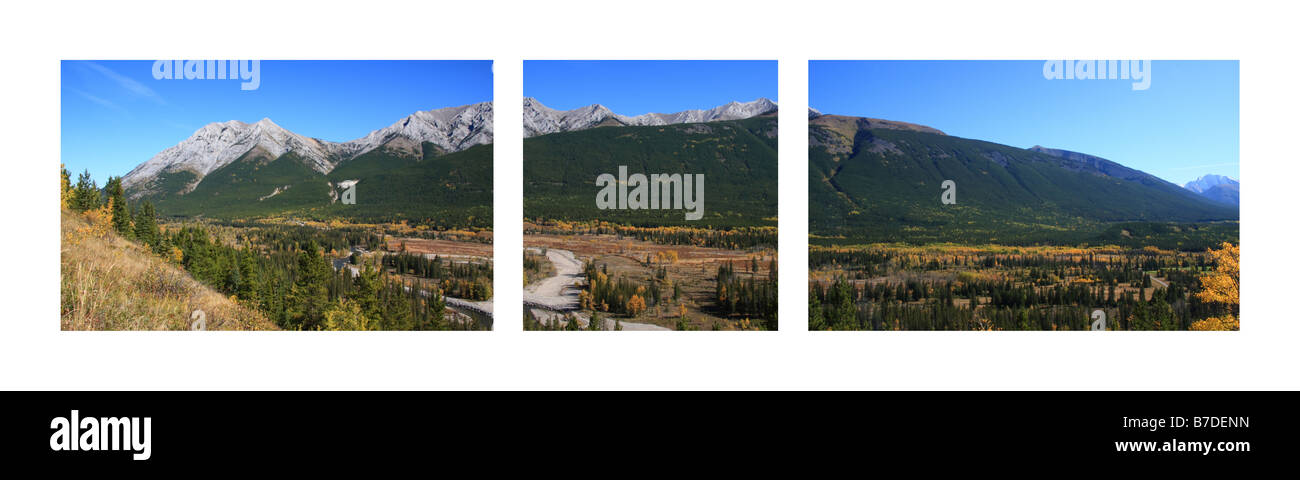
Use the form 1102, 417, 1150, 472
351, 266, 382, 320
235, 251, 259, 302
377, 280, 414, 330
285, 242, 332, 330
72, 169, 100, 211
104, 176, 132, 238
133, 201, 159, 247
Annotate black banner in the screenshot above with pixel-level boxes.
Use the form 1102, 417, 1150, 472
3, 391, 1289, 470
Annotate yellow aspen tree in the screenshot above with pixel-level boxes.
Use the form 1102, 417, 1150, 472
1190, 242, 1240, 331
626, 295, 646, 316
59, 165, 72, 210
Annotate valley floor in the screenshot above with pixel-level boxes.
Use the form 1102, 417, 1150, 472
337, 235, 495, 327
523, 233, 777, 331
808, 243, 1239, 331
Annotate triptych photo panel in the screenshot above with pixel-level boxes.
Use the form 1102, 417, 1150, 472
59, 60, 1239, 332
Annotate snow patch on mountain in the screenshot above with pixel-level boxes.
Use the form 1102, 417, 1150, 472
258, 185, 291, 202
122, 118, 332, 193
1184, 174, 1238, 193
122, 102, 493, 198
1184, 174, 1240, 206
523, 97, 777, 137
339, 102, 494, 159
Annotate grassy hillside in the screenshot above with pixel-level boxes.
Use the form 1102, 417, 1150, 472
136, 143, 493, 229
523, 116, 778, 228
61, 210, 277, 330
809, 115, 1238, 248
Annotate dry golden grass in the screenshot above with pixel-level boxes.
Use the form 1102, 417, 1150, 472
388, 236, 494, 259
61, 210, 277, 331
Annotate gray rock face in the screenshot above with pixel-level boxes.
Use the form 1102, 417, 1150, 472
122, 102, 493, 198
522, 97, 777, 138
1184, 174, 1238, 194
1184, 174, 1240, 206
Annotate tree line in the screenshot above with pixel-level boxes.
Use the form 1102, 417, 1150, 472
62, 166, 477, 330
167, 225, 464, 330
809, 245, 1239, 331
381, 251, 493, 301
715, 259, 778, 329
527, 222, 777, 250
63, 167, 166, 254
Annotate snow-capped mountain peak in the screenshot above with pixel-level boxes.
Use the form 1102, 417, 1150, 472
120, 118, 325, 195
122, 102, 494, 198
341, 102, 494, 159
1184, 173, 1238, 193
523, 97, 777, 137
1183, 174, 1240, 206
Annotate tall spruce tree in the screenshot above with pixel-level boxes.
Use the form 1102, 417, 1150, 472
285, 241, 333, 330
72, 170, 99, 211
134, 201, 159, 247
105, 176, 132, 238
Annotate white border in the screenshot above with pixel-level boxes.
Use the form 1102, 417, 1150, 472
2, 0, 1295, 390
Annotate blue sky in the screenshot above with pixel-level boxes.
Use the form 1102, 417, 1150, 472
62, 60, 492, 184
810, 60, 1239, 186
524, 60, 777, 114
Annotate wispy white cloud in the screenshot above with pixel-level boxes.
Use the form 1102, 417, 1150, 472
80, 61, 166, 105
69, 88, 130, 116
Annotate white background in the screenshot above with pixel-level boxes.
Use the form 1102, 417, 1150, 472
1, 0, 1294, 390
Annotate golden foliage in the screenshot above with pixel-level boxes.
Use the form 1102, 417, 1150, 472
60, 211, 275, 330
626, 294, 646, 316
1191, 242, 1240, 331
324, 299, 375, 331
653, 250, 680, 264
578, 290, 593, 311
1189, 316, 1240, 331
59, 164, 72, 210
1196, 242, 1239, 306
67, 200, 115, 245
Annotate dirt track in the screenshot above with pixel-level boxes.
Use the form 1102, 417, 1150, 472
523, 248, 669, 331
522, 248, 582, 310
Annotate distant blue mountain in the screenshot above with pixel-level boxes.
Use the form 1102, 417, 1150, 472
1184, 174, 1240, 206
